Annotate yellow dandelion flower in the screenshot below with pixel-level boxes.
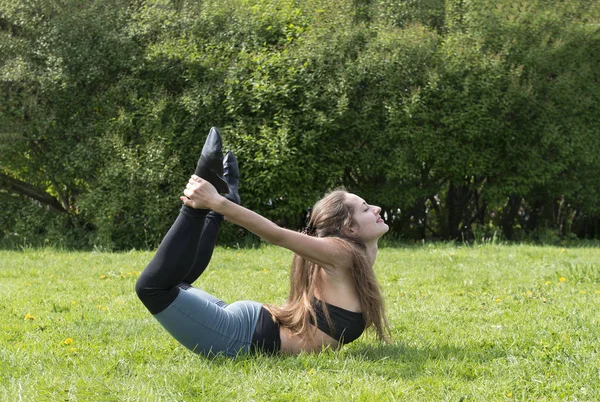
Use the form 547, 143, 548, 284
26, 283, 31, 287
262, 268, 269, 273
71, 301, 76, 305
99, 274, 106, 279
595, 290, 600, 295
545, 281, 551, 286
308, 368, 314, 375
24, 314, 35, 321
526, 291, 532, 296
559, 277, 566, 282
101, 307, 108, 311
64, 338, 73, 345
507, 393, 513, 397
496, 298, 502, 303
69, 347, 78, 353
580, 290, 585, 295
560, 248, 565, 253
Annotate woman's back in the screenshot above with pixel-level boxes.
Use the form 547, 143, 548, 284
278, 257, 365, 354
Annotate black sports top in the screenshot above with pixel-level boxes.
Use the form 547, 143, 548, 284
251, 307, 281, 354
310, 297, 366, 344
251, 299, 366, 353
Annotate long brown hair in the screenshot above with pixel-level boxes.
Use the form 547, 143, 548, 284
266, 189, 390, 342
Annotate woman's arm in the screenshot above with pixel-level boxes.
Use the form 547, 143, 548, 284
181, 175, 350, 270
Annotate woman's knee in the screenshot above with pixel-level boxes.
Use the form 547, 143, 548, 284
135, 276, 149, 301
135, 275, 179, 314
135, 274, 159, 305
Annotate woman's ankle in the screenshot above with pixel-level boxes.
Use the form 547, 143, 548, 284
180, 205, 209, 219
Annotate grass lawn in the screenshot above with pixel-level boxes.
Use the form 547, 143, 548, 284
1, 243, 599, 401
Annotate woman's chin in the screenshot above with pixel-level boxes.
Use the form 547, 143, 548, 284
378, 223, 390, 237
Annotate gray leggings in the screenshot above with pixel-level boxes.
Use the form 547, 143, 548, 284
136, 206, 263, 357
154, 286, 262, 357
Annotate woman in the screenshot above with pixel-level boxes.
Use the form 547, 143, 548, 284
136, 128, 390, 357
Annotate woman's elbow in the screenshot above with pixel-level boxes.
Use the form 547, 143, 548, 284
263, 234, 283, 247
262, 227, 285, 247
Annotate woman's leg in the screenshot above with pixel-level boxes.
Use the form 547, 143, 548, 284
136, 207, 260, 357
181, 150, 239, 285
135, 129, 256, 356
180, 212, 222, 285
136, 127, 232, 314
153, 288, 262, 356
137, 210, 260, 357
135, 205, 211, 314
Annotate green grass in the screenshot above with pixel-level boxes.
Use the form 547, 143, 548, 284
1, 243, 599, 401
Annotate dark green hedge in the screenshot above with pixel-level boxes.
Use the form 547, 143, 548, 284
1, 0, 599, 249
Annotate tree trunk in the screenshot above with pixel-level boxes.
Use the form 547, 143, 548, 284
413, 196, 427, 240
0, 172, 68, 213
501, 195, 521, 241
446, 182, 461, 240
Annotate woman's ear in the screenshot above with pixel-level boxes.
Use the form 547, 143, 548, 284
344, 224, 358, 236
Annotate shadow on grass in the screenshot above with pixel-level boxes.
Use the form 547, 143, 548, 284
157, 341, 505, 383
346, 341, 506, 379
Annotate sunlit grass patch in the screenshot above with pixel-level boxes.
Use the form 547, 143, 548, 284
1, 244, 599, 400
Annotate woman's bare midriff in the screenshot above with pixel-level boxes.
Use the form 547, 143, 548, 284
279, 326, 340, 354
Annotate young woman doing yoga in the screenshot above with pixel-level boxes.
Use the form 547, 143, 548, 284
136, 128, 390, 356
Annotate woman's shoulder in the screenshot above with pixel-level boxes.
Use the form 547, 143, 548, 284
328, 236, 368, 265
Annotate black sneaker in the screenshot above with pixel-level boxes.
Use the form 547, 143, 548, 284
194, 127, 229, 194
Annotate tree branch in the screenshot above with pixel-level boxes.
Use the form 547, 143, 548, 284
0, 172, 68, 213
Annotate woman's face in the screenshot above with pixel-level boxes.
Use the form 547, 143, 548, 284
345, 193, 389, 243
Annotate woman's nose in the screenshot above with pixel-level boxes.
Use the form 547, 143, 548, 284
373, 206, 382, 215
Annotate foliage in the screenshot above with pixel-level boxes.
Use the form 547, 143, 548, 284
1, 0, 599, 249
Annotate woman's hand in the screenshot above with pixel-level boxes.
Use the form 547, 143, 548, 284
180, 175, 222, 210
